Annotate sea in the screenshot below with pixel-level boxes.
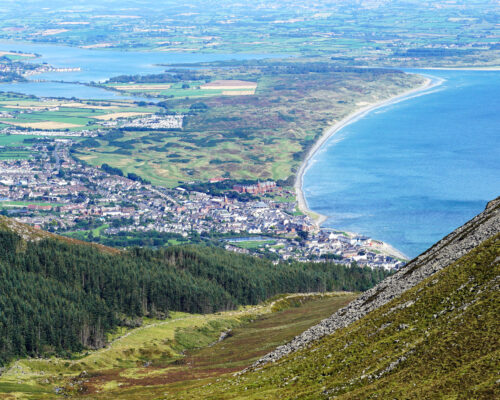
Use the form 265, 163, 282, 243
0, 41, 281, 100
303, 69, 500, 258
1, 42, 498, 258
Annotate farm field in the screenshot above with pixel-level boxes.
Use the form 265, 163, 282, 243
103, 80, 257, 99
0, 132, 85, 163
0, 133, 42, 159
0, 149, 31, 160
0, 292, 357, 399
0, 94, 161, 132
77, 63, 425, 187
0, 1, 499, 68
0, 134, 38, 146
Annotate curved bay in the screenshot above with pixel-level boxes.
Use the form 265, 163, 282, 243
303, 70, 500, 258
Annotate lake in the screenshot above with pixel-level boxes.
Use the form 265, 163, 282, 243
0, 41, 281, 99
303, 69, 500, 258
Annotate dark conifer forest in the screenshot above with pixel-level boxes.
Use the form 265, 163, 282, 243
0, 229, 389, 366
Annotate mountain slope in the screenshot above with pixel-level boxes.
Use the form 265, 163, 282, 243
170, 198, 500, 399
0, 217, 389, 368
0, 215, 120, 254
253, 196, 500, 367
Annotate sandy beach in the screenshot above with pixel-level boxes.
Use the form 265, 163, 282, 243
425, 66, 500, 71
294, 74, 444, 259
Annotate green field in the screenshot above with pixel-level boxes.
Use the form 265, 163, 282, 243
0, 201, 62, 209
104, 81, 257, 100
0, 293, 357, 399
234, 240, 276, 250
0, 96, 161, 132
78, 64, 425, 187
0, 1, 498, 67
0, 149, 31, 160
0, 134, 40, 146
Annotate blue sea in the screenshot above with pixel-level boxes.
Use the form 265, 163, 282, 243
303, 70, 500, 258
1, 42, 498, 258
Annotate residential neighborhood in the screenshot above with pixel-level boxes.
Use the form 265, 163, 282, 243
0, 136, 405, 270
97, 114, 184, 129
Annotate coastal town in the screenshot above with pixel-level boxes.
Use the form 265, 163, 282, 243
97, 114, 184, 129
0, 134, 405, 270
0, 53, 81, 81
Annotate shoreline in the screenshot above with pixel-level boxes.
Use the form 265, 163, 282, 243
424, 66, 500, 71
295, 74, 443, 260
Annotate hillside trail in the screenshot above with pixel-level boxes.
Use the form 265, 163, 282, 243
3, 292, 349, 376
93, 291, 350, 356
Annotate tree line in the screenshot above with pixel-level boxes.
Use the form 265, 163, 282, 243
106, 70, 210, 84
0, 229, 390, 366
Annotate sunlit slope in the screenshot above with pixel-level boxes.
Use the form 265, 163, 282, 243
0, 215, 120, 254
0, 294, 357, 399
172, 232, 499, 399
167, 198, 500, 399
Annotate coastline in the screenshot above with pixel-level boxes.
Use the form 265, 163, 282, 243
295, 74, 443, 260
424, 66, 500, 71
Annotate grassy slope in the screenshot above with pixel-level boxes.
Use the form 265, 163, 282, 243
0, 215, 120, 255
79, 70, 424, 187
170, 233, 500, 399
0, 293, 356, 399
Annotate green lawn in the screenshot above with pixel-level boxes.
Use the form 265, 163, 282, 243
234, 240, 276, 250
0, 201, 62, 208
0, 134, 39, 146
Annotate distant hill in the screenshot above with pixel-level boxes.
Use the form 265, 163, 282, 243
0, 214, 120, 255
173, 197, 500, 399
0, 216, 389, 367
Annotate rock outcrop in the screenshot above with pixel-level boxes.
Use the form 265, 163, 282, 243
251, 197, 500, 368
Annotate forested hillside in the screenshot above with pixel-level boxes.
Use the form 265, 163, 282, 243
0, 222, 389, 367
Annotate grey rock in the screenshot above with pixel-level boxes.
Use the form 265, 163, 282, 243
247, 197, 500, 370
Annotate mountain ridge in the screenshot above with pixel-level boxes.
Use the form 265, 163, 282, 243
251, 196, 500, 368
168, 198, 499, 399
